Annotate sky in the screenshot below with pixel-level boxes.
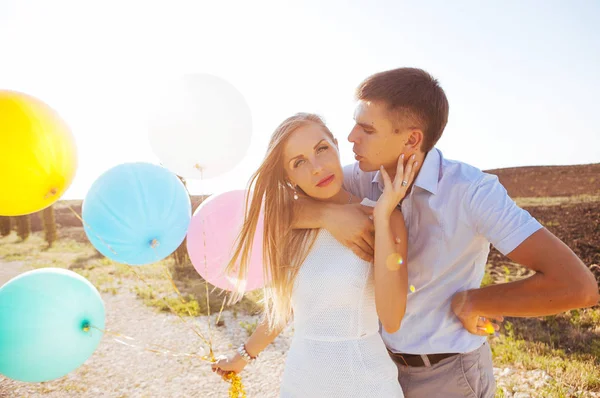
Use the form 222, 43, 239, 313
1, 0, 599, 199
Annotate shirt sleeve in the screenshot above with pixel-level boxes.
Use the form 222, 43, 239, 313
466, 173, 543, 255
360, 198, 377, 208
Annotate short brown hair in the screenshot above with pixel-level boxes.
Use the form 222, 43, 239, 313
356, 67, 449, 152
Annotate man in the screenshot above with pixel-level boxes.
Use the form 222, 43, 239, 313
293, 67, 599, 397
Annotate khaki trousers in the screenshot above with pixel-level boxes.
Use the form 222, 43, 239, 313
388, 342, 496, 398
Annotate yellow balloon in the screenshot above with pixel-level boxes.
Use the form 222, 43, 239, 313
0, 90, 77, 216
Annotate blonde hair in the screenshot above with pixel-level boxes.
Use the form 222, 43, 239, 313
227, 113, 335, 330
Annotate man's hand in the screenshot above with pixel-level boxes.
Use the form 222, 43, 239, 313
323, 203, 375, 262
451, 291, 504, 336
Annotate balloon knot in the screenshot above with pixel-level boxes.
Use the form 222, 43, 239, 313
81, 321, 91, 332
150, 239, 159, 249
193, 163, 202, 171
45, 187, 58, 199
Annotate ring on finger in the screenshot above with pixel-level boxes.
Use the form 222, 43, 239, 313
401, 180, 408, 187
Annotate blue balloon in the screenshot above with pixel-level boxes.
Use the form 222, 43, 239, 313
82, 162, 191, 265
0, 268, 105, 382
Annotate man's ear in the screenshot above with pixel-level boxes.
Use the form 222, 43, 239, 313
405, 129, 424, 151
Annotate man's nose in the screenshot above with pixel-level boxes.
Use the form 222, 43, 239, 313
348, 126, 359, 143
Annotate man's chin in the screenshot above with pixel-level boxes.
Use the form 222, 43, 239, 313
357, 159, 378, 173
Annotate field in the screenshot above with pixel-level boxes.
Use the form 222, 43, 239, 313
1, 163, 599, 397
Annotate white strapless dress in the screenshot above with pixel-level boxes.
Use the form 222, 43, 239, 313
280, 220, 404, 397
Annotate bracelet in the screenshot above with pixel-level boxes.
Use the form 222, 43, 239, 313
237, 344, 257, 363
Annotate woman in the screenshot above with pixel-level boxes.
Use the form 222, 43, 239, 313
212, 113, 416, 397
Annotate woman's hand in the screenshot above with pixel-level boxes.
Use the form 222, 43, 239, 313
211, 353, 248, 380
374, 154, 418, 220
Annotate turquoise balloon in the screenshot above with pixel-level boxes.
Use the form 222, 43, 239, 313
82, 162, 191, 265
0, 268, 105, 382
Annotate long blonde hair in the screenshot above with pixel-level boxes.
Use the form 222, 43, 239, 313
227, 113, 335, 330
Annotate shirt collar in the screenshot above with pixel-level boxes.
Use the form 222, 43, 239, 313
371, 147, 441, 195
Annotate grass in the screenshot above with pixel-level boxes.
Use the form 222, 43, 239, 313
481, 267, 495, 287
482, 262, 534, 286
514, 194, 600, 207
542, 220, 561, 228
2, 252, 28, 261
133, 285, 202, 316
491, 330, 600, 393
239, 320, 259, 336
480, 263, 600, 395
0, 233, 47, 257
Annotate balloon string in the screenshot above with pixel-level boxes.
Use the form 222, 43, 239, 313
215, 295, 228, 329
152, 246, 217, 350
193, 185, 246, 398
193, 189, 229, 360
91, 326, 214, 362
69, 192, 243, 396
196, 192, 228, 358
161, 252, 227, 350
161, 261, 185, 301
199, 195, 215, 360
127, 265, 213, 349
66, 204, 212, 348
149, 244, 186, 303
150, 221, 228, 360
66, 202, 227, 363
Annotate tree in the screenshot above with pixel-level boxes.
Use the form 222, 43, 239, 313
42, 205, 58, 247
15, 215, 31, 241
0, 217, 11, 237
171, 176, 191, 278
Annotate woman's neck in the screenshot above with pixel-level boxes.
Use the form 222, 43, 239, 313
318, 188, 354, 205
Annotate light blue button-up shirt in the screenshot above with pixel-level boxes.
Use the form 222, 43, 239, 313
343, 148, 543, 354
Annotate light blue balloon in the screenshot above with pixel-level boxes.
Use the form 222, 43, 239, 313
82, 162, 191, 265
0, 268, 105, 382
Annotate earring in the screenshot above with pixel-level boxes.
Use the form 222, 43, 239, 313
287, 181, 299, 200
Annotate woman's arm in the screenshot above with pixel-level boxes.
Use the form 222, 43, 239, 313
373, 208, 408, 333
372, 154, 417, 333
211, 317, 285, 378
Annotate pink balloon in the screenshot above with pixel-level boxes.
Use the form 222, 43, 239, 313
187, 190, 265, 292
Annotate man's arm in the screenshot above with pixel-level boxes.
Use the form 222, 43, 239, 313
290, 162, 376, 261
291, 196, 375, 261
290, 196, 332, 229
452, 175, 599, 335
455, 228, 598, 321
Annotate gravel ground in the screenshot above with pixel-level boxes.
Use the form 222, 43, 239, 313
0, 259, 291, 398
1, 261, 599, 398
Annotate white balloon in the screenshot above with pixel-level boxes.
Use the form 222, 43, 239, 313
148, 74, 253, 179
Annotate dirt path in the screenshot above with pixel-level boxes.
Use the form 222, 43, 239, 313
0, 260, 291, 398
